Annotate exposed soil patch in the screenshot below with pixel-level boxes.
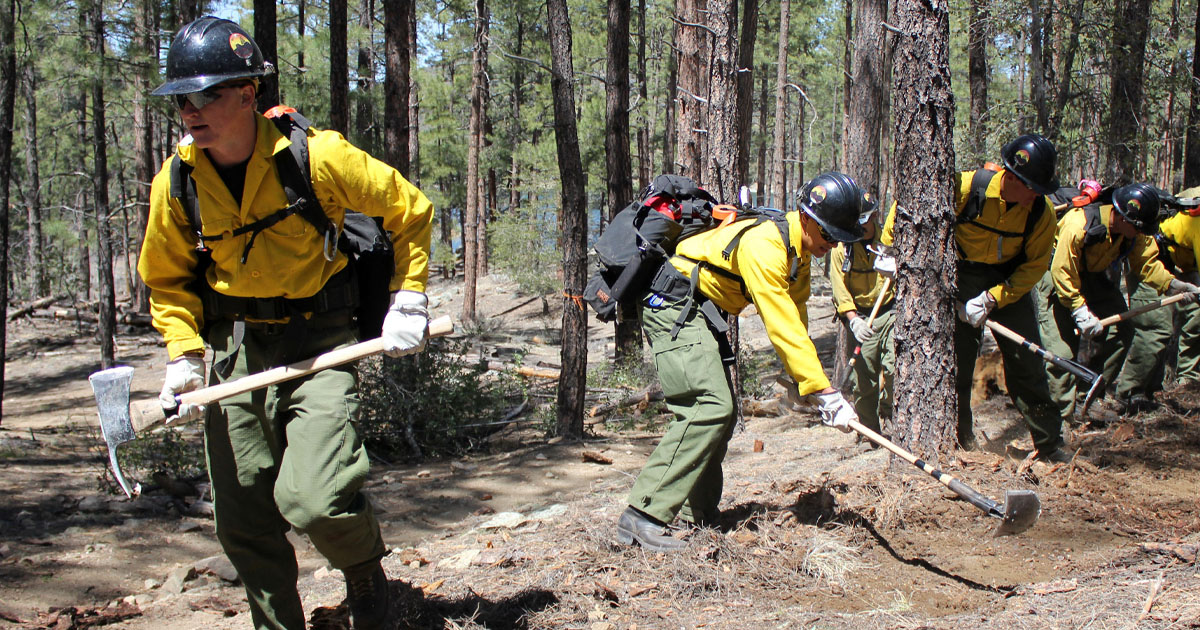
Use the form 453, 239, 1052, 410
2, 273, 1199, 629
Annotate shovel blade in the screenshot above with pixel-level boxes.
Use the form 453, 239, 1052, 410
993, 489, 1041, 536
89, 366, 137, 498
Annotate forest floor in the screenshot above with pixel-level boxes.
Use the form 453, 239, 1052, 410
2, 271, 1200, 629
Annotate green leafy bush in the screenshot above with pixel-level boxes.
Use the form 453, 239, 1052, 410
487, 204, 560, 296
357, 338, 524, 460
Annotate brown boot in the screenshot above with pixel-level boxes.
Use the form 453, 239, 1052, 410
343, 558, 391, 629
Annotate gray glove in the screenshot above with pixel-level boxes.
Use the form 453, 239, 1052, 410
872, 254, 896, 278
382, 290, 429, 357
1168, 279, 1200, 305
848, 316, 875, 344
160, 355, 206, 423
1071, 305, 1104, 339
806, 391, 856, 432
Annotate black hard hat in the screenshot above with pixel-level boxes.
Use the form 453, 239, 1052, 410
1112, 183, 1161, 234
151, 16, 274, 96
797, 172, 866, 243
1001, 133, 1059, 195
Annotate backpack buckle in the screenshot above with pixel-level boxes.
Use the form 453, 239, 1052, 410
323, 226, 338, 262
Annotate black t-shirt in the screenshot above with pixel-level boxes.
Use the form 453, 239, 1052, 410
211, 155, 249, 207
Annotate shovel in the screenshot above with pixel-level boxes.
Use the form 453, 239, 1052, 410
89, 315, 453, 497
848, 418, 1041, 536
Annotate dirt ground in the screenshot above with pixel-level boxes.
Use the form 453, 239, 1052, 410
2, 271, 1199, 629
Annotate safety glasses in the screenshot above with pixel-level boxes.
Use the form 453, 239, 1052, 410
173, 83, 247, 111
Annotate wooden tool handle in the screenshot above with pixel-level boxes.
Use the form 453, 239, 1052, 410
1098, 292, 1192, 328
131, 315, 453, 432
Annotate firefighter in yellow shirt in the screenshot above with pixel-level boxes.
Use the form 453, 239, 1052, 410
617, 172, 868, 552
1115, 187, 1200, 406
138, 17, 433, 630
1039, 183, 1199, 423
829, 204, 895, 434
880, 133, 1065, 461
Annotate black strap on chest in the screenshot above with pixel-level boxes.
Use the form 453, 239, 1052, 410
841, 241, 876, 274
1155, 232, 1179, 273
955, 168, 1047, 274
1079, 204, 1133, 273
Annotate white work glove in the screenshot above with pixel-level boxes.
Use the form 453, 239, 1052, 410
1071, 305, 1104, 339
805, 391, 856, 433
872, 254, 896, 278
848, 316, 875, 344
159, 356, 206, 423
1168, 279, 1200, 305
957, 291, 997, 328
382, 290, 429, 357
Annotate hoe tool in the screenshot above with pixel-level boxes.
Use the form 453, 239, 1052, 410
837, 276, 892, 390
90, 316, 453, 497
984, 320, 1106, 418
848, 419, 1041, 536
1097, 292, 1193, 329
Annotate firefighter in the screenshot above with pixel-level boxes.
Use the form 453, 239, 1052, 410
879, 133, 1067, 461
617, 172, 868, 552
138, 17, 433, 630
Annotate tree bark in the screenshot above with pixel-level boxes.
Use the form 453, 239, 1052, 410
1049, 0, 1085, 142
889, 0, 957, 461
408, 0, 420, 186
702, 0, 739, 201
462, 0, 488, 323
132, 0, 155, 312
383, 0, 411, 174
607, 0, 642, 363
661, 0, 678, 174
1029, 0, 1049, 132
757, 64, 767, 202
735, 0, 757, 186
329, 0, 349, 134
90, 0, 115, 368
253, 0, 280, 110
508, 14, 524, 211
1184, 0, 1200, 186
0, 0, 13, 421
22, 66, 46, 299
548, 0, 589, 438
1104, 0, 1152, 184
355, 0, 377, 154
771, 0, 790, 209
966, 0, 989, 161
674, 0, 705, 178
636, 0, 649, 189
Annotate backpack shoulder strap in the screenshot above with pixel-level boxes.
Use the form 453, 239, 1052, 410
717, 212, 798, 282
956, 168, 998, 225
1081, 204, 1107, 247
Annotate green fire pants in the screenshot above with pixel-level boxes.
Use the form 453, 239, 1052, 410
841, 308, 895, 434
204, 317, 385, 630
628, 295, 736, 526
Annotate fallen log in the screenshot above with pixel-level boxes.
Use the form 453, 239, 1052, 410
7, 295, 68, 321
586, 385, 664, 422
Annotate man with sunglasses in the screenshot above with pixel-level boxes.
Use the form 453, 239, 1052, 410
878, 133, 1064, 461
1039, 183, 1200, 422
137, 16, 433, 630
617, 171, 868, 552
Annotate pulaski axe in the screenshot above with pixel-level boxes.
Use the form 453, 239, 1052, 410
89, 316, 453, 497
984, 320, 1106, 418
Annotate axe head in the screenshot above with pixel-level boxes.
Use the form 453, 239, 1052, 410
994, 489, 1041, 536
88, 366, 139, 498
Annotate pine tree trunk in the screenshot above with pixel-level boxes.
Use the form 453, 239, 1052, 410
967, 0, 989, 161
548, 0, 588, 438
1184, 0, 1200, 186
1029, 0, 1049, 132
132, 0, 154, 312
355, 0, 377, 154
661, 0, 678, 174
0, 0, 13, 421
607, 0, 642, 363
674, 0, 704, 178
253, 0, 280, 110
90, 0, 116, 368
462, 0, 487, 323
771, 0, 790, 208
890, 0, 957, 461
384, 0, 411, 174
757, 65, 767, 202
636, 0, 649, 189
408, 0, 420, 186
1049, 0, 1085, 142
1105, 0, 1151, 184
22, 66, 45, 299
330, 0, 349, 134
509, 15, 523, 211
735, 0, 757, 186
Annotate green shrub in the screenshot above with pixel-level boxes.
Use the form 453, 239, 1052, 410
357, 337, 524, 461
487, 204, 560, 296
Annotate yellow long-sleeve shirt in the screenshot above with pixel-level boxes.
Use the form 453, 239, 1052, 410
1050, 205, 1174, 310
829, 237, 894, 315
881, 168, 1056, 307
1159, 185, 1200, 276
138, 114, 434, 359
669, 212, 827, 396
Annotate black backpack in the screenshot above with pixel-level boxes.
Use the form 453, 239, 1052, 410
582, 174, 795, 324
168, 107, 394, 340
955, 167, 1048, 275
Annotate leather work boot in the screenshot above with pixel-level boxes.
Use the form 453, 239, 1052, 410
616, 506, 687, 552
343, 558, 391, 629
